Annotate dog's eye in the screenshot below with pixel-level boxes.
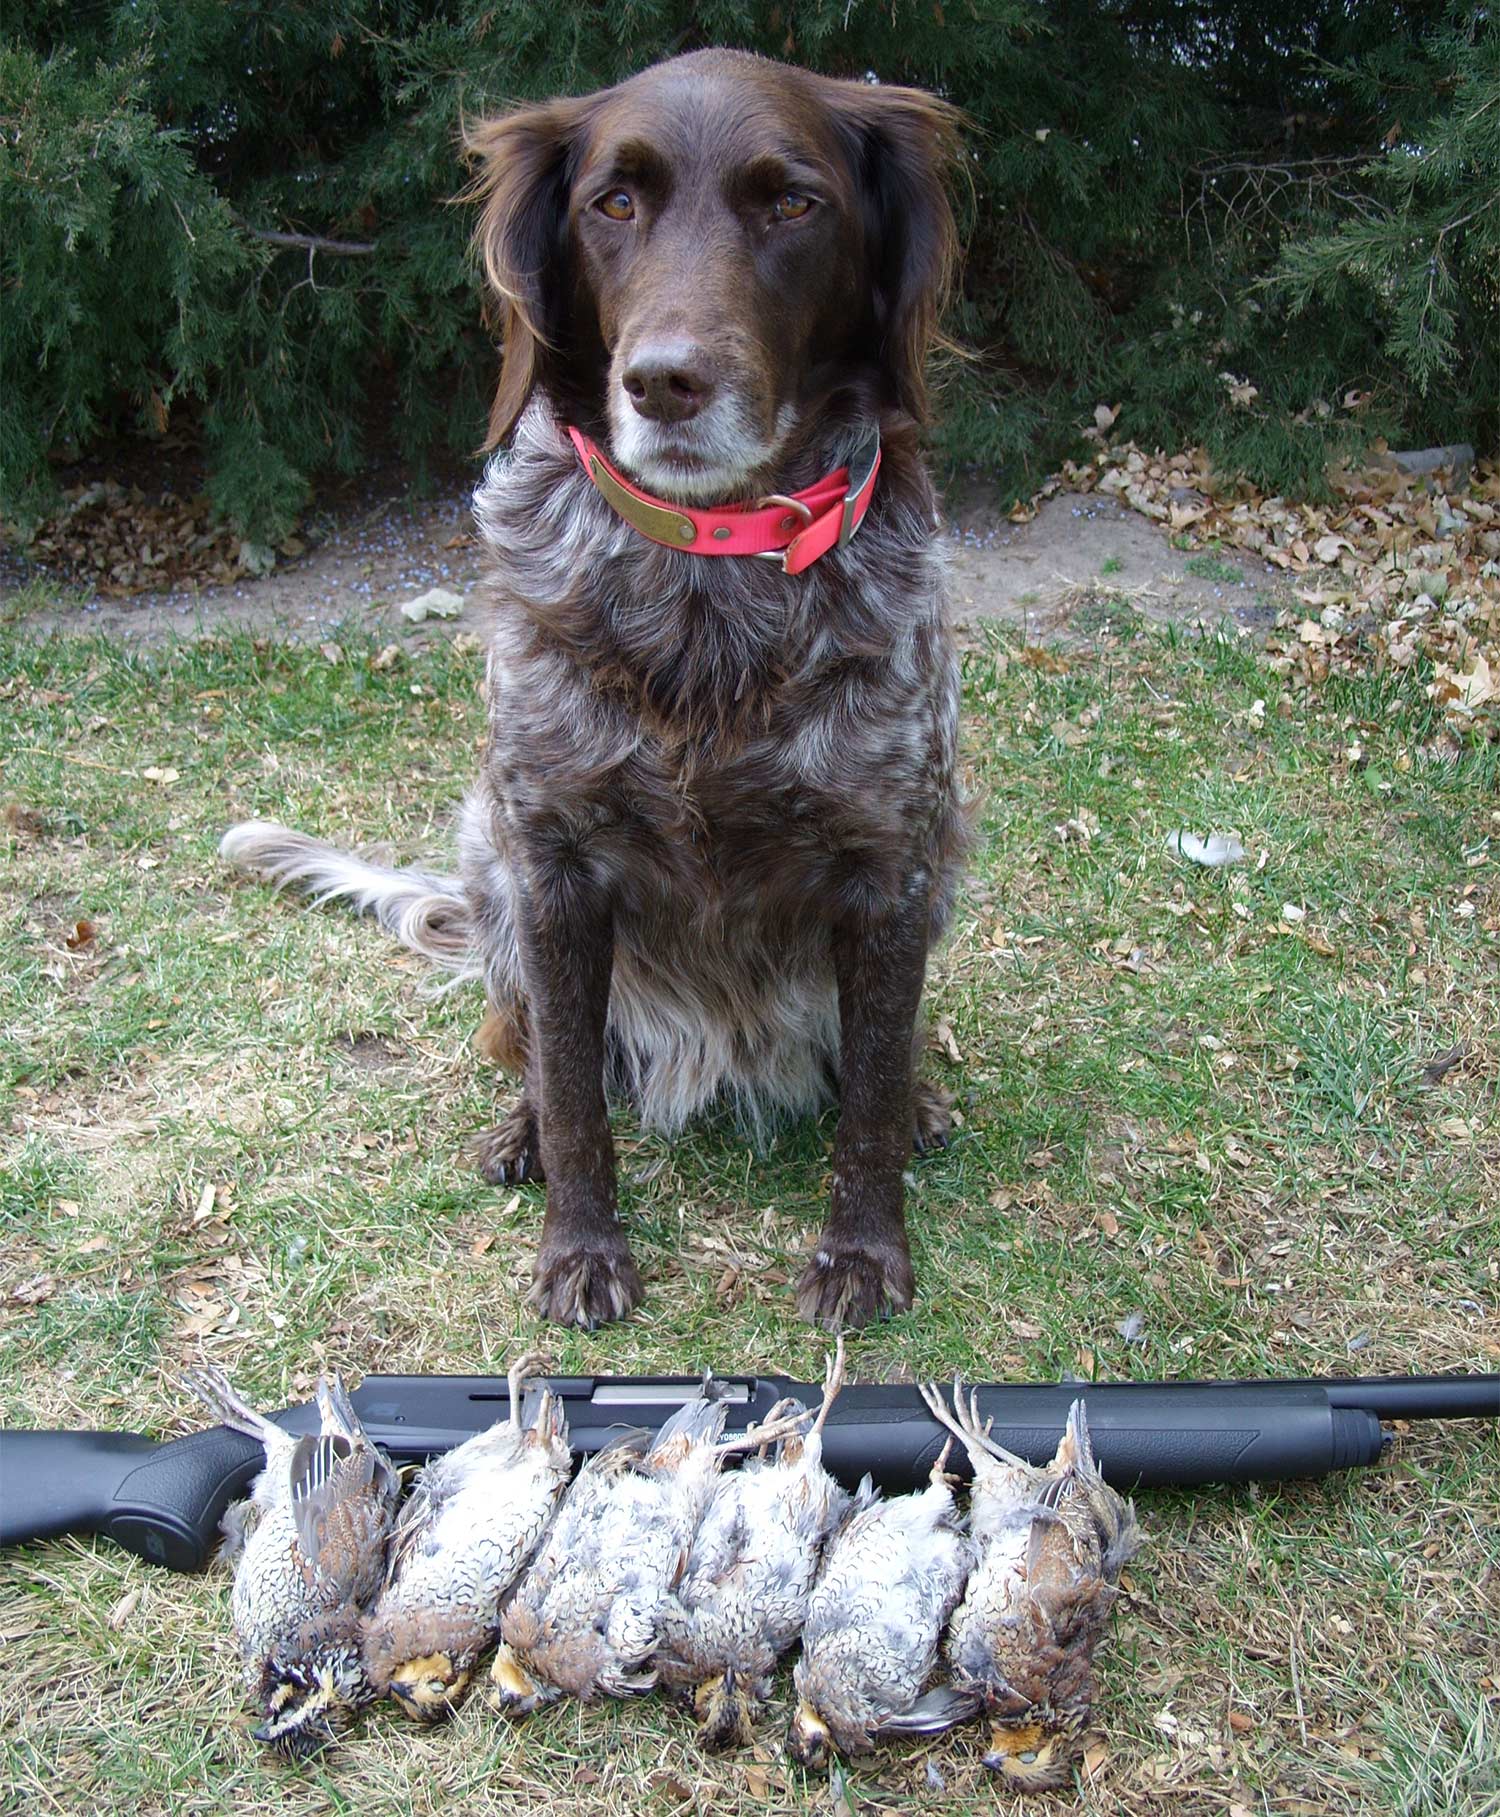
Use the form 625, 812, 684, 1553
596, 190, 635, 222
773, 191, 813, 221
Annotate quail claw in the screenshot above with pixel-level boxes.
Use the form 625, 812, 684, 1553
810, 1334, 846, 1437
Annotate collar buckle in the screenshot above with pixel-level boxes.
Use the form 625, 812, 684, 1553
837, 431, 881, 549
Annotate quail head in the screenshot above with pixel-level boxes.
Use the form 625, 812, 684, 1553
919, 1384, 1140, 1791
489, 1385, 806, 1714
788, 1440, 972, 1770
656, 1339, 851, 1751
189, 1368, 400, 1757
362, 1351, 570, 1722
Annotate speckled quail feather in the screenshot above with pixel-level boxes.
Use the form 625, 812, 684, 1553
788, 1443, 972, 1769
189, 1368, 400, 1756
656, 1340, 850, 1751
917, 1383, 1140, 1791
362, 1352, 570, 1721
489, 1386, 808, 1712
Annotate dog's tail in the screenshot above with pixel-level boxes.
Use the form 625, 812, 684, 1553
219, 819, 475, 972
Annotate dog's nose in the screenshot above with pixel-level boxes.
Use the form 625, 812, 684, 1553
622, 346, 715, 423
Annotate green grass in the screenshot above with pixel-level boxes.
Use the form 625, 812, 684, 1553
2, 621, 1496, 1817
1183, 551, 1246, 586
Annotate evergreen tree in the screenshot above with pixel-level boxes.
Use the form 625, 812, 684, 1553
2, 1, 1494, 539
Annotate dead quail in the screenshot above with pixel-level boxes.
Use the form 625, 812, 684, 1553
656, 1339, 850, 1751
189, 1368, 400, 1757
489, 1387, 806, 1713
918, 1384, 1140, 1790
361, 1352, 570, 1721
787, 1441, 972, 1769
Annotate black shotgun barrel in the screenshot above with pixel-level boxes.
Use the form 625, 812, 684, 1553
363, 1373, 1398, 1491
1, 1371, 1494, 1573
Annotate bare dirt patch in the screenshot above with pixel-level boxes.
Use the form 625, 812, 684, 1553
4, 471, 1283, 648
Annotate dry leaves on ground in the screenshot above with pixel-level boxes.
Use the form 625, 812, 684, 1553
1029, 436, 1500, 740
10, 480, 292, 593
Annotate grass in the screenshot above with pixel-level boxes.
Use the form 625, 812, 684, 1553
1183, 553, 1247, 587
1, 616, 1497, 1817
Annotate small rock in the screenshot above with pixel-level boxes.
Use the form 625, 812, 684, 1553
1166, 830, 1245, 867
400, 586, 465, 623
1380, 443, 1475, 484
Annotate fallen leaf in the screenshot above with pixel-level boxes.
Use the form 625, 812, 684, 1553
65, 919, 97, 949
470, 1231, 496, 1257
1095, 1209, 1120, 1238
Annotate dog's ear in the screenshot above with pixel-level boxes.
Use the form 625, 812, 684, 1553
828, 83, 963, 424
465, 98, 595, 446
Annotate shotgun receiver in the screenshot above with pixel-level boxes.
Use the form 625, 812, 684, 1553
2, 1371, 1494, 1574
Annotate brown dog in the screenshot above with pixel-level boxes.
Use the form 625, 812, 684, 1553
222, 49, 968, 1330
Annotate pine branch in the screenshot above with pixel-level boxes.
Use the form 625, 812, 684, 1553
232, 217, 376, 256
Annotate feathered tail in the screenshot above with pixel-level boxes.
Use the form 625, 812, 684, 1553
219, 819, 474, 971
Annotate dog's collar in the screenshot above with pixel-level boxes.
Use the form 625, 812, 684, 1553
567, 426, 881, 575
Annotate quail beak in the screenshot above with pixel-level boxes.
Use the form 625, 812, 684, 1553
694, 1668, 755, 1752
788, 1698, 835, 1771
251, 1703, 337, 1759
980, 1720, 1070, 1789
251, 1668, 347, 1758
388, 1654, 469, 1723
486, 1643, 551, 1717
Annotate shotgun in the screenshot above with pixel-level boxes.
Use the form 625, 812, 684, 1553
1, 1370, 1494, 1573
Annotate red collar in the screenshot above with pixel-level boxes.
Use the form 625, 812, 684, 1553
567, 426, 881, 575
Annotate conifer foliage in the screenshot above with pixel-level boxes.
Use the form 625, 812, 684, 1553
2, 2, 1495, 539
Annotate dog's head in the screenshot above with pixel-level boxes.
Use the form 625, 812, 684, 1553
467, 49, 959, 501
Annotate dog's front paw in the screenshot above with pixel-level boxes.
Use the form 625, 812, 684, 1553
529, 1231, 643, 1329
470, 1102, 545, 1185
796, 1236, 914, 1331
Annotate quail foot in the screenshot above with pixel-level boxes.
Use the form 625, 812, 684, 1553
362, 1351, 571, 1721
489, 1386, 807, 1714
788, 1439, 972, 1770
656, 1338, 851, 1750
188, 1369, 400, 1757
918, 1383, 1140, 1791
